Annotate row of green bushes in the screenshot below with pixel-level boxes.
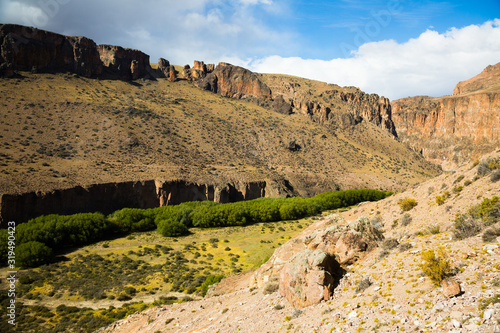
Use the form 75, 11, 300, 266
1, 189, 391, 268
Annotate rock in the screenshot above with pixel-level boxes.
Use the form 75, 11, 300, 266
0, 24, 103, 77
169, 67, 177, 82
157, 58, 170, 78
130, 60, 140, 80
98, 44, 151, 80
451, 319, 461, 328
271, 95, 293, 114
253, 215, 381, 288
279, 249, 343, 308
441, 279, 462, 298
285, 140, 301, 152
392, 62, 500, 170
195, 62, 272, 100
483, 309, 494, 320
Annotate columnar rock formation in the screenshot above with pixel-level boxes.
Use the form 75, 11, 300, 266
392, 62, 500, 170
0, 24, 103, 77
0, 180, 280, 224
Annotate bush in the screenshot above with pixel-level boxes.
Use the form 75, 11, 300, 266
401, 213, 412, 226
263, 282, 279, 295
482, 227, 500, 243
200, 275, 224, 296
382, 238, 399, 250
453, 214, 483, 240
398, 198, 417, 211
355, 278, 372, 293
420, 248, 452, 286
491, 170, 500, 182
157, 219, 189, 237
16, 241, 54, 268
435, 191, 450, 206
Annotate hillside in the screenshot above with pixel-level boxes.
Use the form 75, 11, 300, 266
97, 151, 500, 333
0, 25, 444, 223
392, 62, 500, 171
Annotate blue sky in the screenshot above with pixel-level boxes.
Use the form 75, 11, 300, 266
1, 0, 499, 99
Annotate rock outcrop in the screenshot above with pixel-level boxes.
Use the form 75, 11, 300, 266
253, 214, 382, 307
157, 58, 170, 78
279, 249, 343, 308
392, 63, 500, 170
453, 62, 500, 96
261, 76, 398, 137
0, 180, 278, 224
98, 44, 152, 80
0, 24, 103, 77
196, 62, 272, 100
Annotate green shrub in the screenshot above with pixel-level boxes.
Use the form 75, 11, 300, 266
200, 275, 224, 296
16, 241, 54, 268
157, 219, 189, 237
491, 170, 500, 182
398, 198, 417, 211
436, 191, 450, 206
420, 248, 452, 286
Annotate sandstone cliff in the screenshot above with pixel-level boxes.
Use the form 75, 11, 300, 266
392, 62, 500, 170
0, 24, 103, 77
0, 179, 285, 224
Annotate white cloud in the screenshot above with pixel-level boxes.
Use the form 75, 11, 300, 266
250, 19, 500, 100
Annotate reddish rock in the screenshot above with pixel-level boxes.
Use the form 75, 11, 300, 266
453, 62, 500, 96
98, 44, 151, 80
193, 60, 207, 72
441, 279, 462, 298
196, 62, 272, 100
168, 67, 177, 82
392, 87, 500, 170
271, 95, 293, 114
0, 24, 102, 77
279, 249, 343, 308
130, 60, 139, 80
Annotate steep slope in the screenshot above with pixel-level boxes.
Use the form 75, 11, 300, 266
392, 62, 500, 170
97, 150, 500, 333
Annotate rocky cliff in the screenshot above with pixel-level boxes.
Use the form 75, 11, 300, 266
392, 62, 500, 170
195, 62, 272, 100
260, 74, 397, 136
0, 24, 153, 80
0, 24, 103, 77
0, 179, 281, 224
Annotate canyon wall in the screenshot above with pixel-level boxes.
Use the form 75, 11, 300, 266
0, 180, 276, 225
392, 63, 500, 170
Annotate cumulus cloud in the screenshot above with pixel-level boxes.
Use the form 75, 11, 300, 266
249, 19, 500, 100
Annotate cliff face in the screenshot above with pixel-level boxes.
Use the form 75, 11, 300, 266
0, 180, 281, 224
392, 63, 500, 170
0, 24, 103, 77
98, 44, 152, 80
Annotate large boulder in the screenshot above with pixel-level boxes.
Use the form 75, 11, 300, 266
279, 249, 343, 308
195, 62, 272, 100
253, 215, 383, 290
0, 24, 102, 77
157, 58, 170, 78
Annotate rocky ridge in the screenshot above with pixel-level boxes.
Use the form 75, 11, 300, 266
392, 62, 500, 170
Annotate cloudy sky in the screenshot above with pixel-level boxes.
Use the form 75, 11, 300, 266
1, 0, 499, 99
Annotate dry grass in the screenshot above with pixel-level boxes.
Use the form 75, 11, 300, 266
0, 72, 440, 195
